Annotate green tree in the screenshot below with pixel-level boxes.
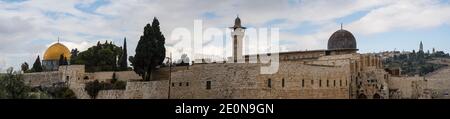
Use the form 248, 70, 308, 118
130, 17, 166, 81
31, 55, 43, 72
70, 48, 79, 64
0, 67, 32, 99
85, 80, 101, 99
63, 57, 68, 65
61, 87, 76, 99
59, 54, 65, 66
119, 37, 128, 70
111, 72, 117, 84
44, 87, 77, 99
21, 62, 29, 73
72, 41, 123, 72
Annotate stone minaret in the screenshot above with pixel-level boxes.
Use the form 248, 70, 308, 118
230, 16, 246, 62
419, 41, 423, 52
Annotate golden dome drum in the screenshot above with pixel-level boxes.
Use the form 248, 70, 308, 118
43, 43, 71, 60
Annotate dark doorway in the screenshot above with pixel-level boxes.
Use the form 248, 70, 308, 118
373, 93, 381, 99
358, 94, 367, 99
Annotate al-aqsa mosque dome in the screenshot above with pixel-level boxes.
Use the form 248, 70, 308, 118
42, 42, 71, 71
327, 24, 357, 50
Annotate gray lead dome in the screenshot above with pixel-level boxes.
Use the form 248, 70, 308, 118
327, 29, 357, 50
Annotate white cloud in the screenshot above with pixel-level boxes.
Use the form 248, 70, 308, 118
350, 0, 450, 35
1, 0, 450, 72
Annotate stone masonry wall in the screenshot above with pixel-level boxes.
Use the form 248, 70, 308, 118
96, 90, 125, 99
23, 71, 62, 87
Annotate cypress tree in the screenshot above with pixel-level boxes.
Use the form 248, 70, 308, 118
32, 55, 43, 72
59, 54, 64, 65
130, 17, 166, 81
119, 37, 128, 70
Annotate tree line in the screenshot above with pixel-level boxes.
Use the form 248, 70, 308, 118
21, 17, 182, 80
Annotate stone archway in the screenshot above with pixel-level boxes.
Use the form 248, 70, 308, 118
373, 93, 381, 99
358, 94, 367, 99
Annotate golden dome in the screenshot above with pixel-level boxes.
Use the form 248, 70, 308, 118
43, 43, 71, 61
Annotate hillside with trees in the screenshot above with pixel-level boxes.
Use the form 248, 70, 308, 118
384, 50, 450, 76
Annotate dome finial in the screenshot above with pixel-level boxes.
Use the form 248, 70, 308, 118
341, 23, 343, 30
57, 36, 60, 43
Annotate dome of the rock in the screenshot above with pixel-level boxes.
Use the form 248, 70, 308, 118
43, 43, 71, 60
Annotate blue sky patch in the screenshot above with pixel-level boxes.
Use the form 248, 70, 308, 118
202, 12, 219, 19
75, 0, 110, 14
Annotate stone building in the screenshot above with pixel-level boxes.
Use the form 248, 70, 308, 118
23, 17, 390, 99
42, 41, 71, 71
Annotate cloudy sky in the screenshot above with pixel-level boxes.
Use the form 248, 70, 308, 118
1, 0, 450, 72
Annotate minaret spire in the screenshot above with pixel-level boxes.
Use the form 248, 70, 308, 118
229, 15, 245, 62
419, 41, 423, 51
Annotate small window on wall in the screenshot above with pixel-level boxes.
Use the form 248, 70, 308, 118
327, 80, 329, 87
282, 78, 285, 88
172, 83, 175, 87
186, 82, 189, 86
319, 80, 322, 87
333, 80, 336, 87
302, 79, 305, 87
206, 81, 211, 90
345, 80, 348, 86
268, 79, 272, 88
340, 80, 342, 87
179, 82, 182, 86
311, 80, 314, 85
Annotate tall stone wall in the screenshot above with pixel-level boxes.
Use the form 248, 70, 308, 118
125, 81, 169, 99
96, 90, 125, 99
167, 59, 352, 99
23, 71, 63, 87
83, 71, 142, 82
68, 81, 91, 99
388, 76, 429, 99
22, 52, 391, 99
425, 78, 450, 99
